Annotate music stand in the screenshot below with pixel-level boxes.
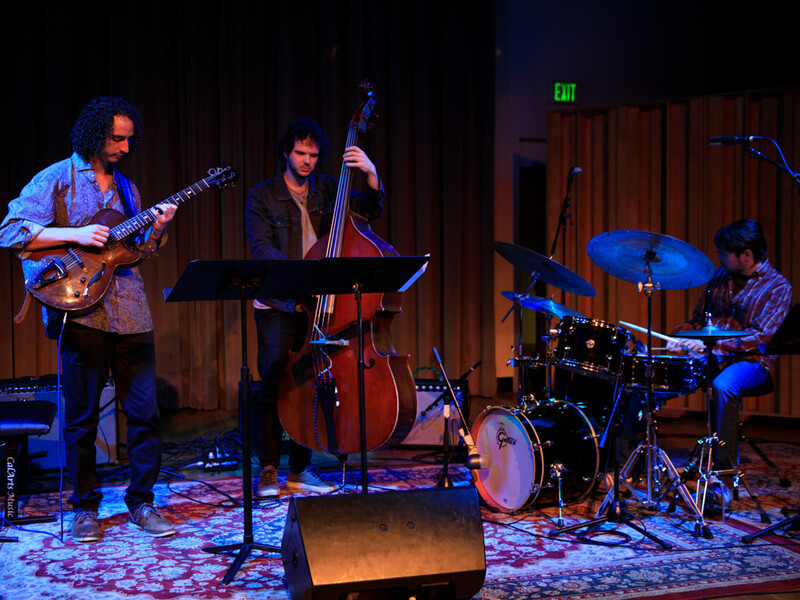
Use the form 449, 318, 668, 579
288, 255, 429, 494
164, 259, 317, 585
742, 301, 800, 543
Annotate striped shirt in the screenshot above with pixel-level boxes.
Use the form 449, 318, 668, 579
672, 259, 792, 376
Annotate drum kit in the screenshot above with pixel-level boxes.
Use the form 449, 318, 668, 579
473, 230, 755, 541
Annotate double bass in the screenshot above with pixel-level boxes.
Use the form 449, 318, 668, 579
277, 81, 417, 454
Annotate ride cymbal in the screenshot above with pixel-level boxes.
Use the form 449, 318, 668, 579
587, 230, 714, 290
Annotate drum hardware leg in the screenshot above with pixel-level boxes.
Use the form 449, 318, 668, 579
677, 431, 772, 524
674, 337, 772, 524
550, 462, 567, 527
616, 270, 711, 538
742, 508, 800, 544
548, 394, 674, 549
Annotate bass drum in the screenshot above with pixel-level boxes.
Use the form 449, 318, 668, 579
471, 401, 600, 513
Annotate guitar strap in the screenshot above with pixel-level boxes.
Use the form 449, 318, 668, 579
115, 170, 137, 218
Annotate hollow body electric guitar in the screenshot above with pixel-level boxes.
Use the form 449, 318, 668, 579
22, 166, 237, 313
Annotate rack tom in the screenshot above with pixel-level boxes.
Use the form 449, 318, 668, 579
554, 316, 632, 381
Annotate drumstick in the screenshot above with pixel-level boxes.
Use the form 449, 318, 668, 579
619, 320, 683, 344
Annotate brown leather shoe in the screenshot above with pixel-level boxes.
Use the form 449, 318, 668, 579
256, 465, 279, 498
129, 503, 176, 537
71, 509, 101, 543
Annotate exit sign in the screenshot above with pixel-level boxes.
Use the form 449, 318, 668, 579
551, 82, 579, 104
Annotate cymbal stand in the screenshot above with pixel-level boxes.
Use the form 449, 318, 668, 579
502, 272, 546, 408
667, 321, 771, 523
605, 269, 710, 538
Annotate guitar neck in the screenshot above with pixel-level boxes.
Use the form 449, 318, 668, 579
110, 178, 212, 242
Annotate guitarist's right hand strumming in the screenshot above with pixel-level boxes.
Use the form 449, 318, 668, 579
26, 223, 110, 251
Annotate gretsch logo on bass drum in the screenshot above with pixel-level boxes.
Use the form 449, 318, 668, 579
496, 421, 516, 449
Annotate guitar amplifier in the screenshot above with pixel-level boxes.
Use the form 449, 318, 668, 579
0, 376, 118, 471
400, 379, 470, 448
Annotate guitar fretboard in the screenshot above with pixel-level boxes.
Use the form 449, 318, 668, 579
110, 179, 212, 242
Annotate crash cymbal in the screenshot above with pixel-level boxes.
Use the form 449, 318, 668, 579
501, 291, 587, 319
495, 242, 596, 297
675, 325, 750, 341
587, 230, 714, 290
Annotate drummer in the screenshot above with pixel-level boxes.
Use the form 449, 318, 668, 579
666, 219, 792, 509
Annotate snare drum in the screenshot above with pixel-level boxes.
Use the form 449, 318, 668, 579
554, 316, 632, 380
471, 401, 599, 513
624, 354, 698, 399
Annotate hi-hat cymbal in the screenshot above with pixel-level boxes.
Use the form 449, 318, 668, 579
587, 230, 714, 290
501, 291, 587, 319
495, 242, 596, 297
675, 325, 750, 341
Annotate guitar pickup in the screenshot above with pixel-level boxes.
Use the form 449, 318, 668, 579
26, 259, 68, 290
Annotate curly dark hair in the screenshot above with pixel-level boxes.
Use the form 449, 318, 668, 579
69, 97, 143, 159
275, 117, 331, 164
714, 218, 768, 262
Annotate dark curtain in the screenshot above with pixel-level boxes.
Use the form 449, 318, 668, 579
546, 89, 800, 417
0, 1, 496, 408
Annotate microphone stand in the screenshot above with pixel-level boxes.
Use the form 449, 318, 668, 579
549, 167, 579, 260
432, 348, 486, 474
434, 360, 481, 487
715, 136, 800, 194
550, 166, 579, 305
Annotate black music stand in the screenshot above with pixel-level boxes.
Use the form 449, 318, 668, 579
289, 255, 429, 494
164, 256, 427, 582
742, 301, 800, 543
164, 259, 317, 585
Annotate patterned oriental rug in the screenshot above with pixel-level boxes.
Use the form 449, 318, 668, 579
2, 443, 800, 600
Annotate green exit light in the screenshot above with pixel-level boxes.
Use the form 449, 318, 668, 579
553, 82, 578, 103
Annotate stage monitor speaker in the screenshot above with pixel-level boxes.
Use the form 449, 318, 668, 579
0, 376, 118, 471
400, 379, 470, 448
281, 486, 486, 600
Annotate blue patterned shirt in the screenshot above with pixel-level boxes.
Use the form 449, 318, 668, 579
0, 153, 161, 335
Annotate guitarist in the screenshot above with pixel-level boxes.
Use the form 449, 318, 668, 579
0, 97, 177, 542
244, 117, 384, 498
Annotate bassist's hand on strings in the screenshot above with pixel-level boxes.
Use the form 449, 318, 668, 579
343, 146, 381, 190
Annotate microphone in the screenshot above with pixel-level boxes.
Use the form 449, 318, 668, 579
460, 430, 489, 469
709, 135, 760, 146
569, 166, 582, 174
465, 451, 490, 470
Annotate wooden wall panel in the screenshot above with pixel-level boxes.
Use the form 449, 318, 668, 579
547, 88, 799, 418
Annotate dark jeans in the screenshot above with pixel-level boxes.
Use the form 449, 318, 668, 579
60, 323, 162, 512
253, 308, 311, 474
707, 359, 772, 469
